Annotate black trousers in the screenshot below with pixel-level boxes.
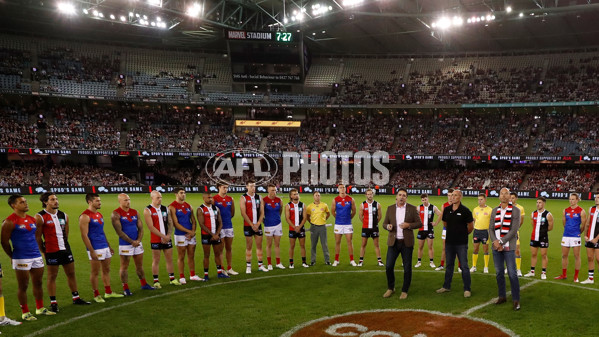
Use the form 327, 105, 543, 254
385, 239, 413, 293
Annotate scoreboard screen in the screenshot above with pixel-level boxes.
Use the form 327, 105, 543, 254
226, 30, 307, 83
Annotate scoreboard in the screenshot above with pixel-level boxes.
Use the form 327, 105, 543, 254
225, 30, 308, 83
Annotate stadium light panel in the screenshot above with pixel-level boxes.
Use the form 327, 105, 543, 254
506, 6, 512, 13
57, 2, 76, 15
186, 3, 203, 17
120, 15, 126, 22
343, 0, 364, 7
519, 12, 524, 17
82, 9, 88, 15
110, 14, 116, 20
98, 12, 104, 18
151, 21, 156, 26
156, 17, 162, 22
147, 0, 162, 7
92, 10, 99, 16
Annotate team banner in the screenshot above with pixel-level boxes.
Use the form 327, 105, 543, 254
3, 147, 599, 163
0, 185, 593, 200
235, 120, 302, 127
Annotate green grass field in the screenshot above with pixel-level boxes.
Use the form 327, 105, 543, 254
0, 193, 597, 336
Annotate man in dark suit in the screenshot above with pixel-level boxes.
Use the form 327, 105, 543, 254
382, 188, 422, 299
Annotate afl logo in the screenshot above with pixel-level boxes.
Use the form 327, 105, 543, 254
205, 149, 278, 187
282, 310, 514, 337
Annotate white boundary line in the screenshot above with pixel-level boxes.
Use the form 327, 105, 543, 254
280, 308, 518, 337
24, 270, 597, 336
461, 279, 540, 316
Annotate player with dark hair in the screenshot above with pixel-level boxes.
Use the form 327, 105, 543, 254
262, 184, 285, 270
169, 188, 202, 284
213, 182, 238, 275
286, 188, 309, 268
111, 193, 155, 296
358, 189, 384, 267
80, 193, 123, 303
197, 192, 228, 280
240, 180, 267, 273
524, 197, 553, 280
415, 193, 441, 269
35, 192, 89, 312
2, 194, 55, 321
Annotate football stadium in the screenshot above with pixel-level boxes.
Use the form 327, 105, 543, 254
0, 0, 598, 336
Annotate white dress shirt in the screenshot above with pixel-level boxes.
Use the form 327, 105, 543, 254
396, 204, 406, 240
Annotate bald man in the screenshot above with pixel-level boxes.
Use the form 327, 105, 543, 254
490, 188, 521, 310
112, 194, 155, 295
144, 191, 180, 288
436, 190, 474, 298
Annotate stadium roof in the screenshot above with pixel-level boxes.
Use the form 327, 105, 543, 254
1, 0, 599, 55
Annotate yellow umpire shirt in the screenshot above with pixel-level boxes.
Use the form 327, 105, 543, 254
473, 205, 493, 231
306, 202, 330, 226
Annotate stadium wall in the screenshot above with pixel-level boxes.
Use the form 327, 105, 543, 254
0, 185, 593, 200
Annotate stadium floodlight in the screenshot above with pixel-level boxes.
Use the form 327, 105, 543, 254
147, 0, 162, 7
98, 12, 104, 18
312, 3, 332, 16
283, 17, 289, 24
150, 21, 156, 26
186, 3, 203, 17
436, 17, 451, 30
57, 2, 76, 15
343, 0, 364, 7
453, 16, 463, 26
109, 14, 115, 20
519, 12, 524, 17
156, 17, 161, 22
129, 12, 134, 17
506, 6, 512, 13
92, 10, 99, 16
82, 9, 88, 15
120, 15, 126, 22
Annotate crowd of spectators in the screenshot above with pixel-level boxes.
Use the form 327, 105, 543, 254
36, 47, 119, 82
126, 108, 198, 151
459, 112, 534, 155
0, 105, 38, 148
0, 48, 29, 77
334, 56, 599, 105
394, 114, 462, 154
522, 168, 597, 192
333, 113, 396, 152
48, 165, 137, 186
388, 168, 460, 189
0, 163, 44, 186
454, 168, 525, 191
47, 106, 120, 150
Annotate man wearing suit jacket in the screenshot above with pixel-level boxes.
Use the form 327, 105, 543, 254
489, 188, 521, 311
382, 189, 422, 299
